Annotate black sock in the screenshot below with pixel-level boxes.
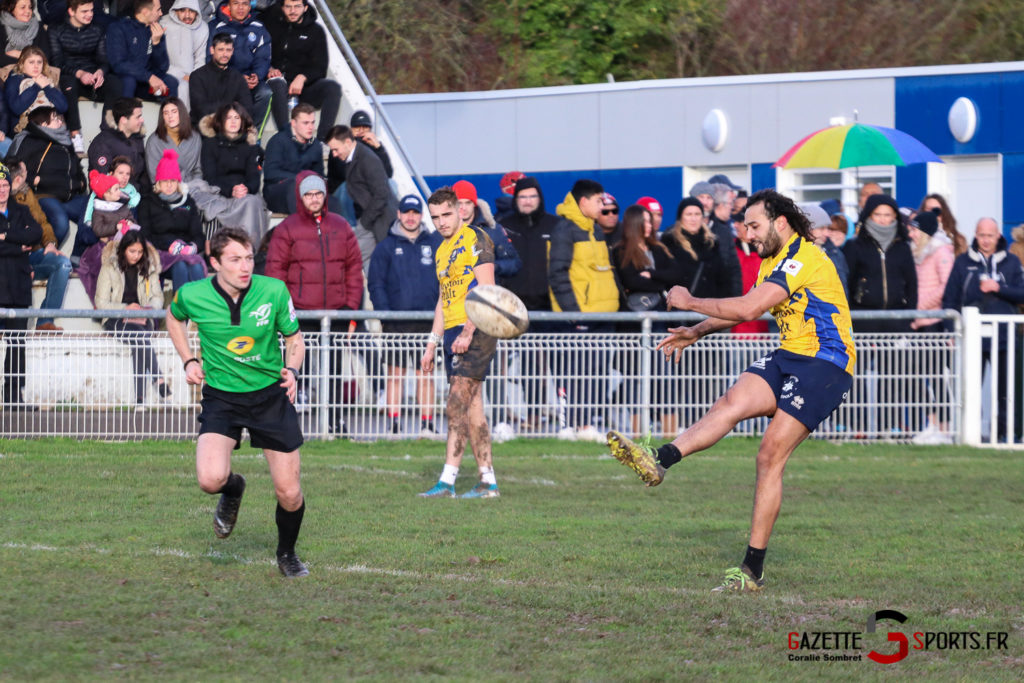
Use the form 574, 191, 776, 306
743, 545, 766, 579
219, 472, 244, 498
656, 443, 682, 469
276, 500, 305, 557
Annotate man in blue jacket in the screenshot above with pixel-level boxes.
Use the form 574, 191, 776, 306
942, 217, 1024, 442
209, 0, 272, 133
367, 194, 443, 437
263, 102, 341, 215
106, 0, 178, 101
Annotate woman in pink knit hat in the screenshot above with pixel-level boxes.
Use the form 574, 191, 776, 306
137, 149, 207, 291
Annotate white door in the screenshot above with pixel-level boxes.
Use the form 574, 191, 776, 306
927, 155, 1003, 239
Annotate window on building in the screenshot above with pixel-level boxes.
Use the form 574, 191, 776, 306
776, 166, 894, 217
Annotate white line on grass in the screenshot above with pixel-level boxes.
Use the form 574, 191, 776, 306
327, 464, 560, 486
2, 539, 707, 595
328, 464, 420, 478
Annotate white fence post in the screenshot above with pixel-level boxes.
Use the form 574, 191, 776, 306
961, 307, 983, 446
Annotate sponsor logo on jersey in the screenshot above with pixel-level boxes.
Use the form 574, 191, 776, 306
249, 303, 273, 327
227, 336, 256, 355
780, 258, 804, 276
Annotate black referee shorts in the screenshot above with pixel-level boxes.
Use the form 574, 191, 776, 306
199, 382, 304, 452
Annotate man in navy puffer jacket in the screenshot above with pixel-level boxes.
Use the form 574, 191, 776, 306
106, 0, 178, 101
942, 218, 1024, 441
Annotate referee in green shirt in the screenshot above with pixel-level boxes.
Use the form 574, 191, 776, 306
166, 227, 310, 578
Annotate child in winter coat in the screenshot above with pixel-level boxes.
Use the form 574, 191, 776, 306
78, 169, 144, 301
137, 149, 207, 291
82, 156, 141, 229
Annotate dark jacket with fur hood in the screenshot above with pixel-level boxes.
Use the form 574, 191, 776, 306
198, 113, 263, 198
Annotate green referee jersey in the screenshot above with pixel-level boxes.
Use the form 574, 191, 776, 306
169, 275, 300, 393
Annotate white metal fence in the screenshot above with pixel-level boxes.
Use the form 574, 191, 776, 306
0, 308, 983, 445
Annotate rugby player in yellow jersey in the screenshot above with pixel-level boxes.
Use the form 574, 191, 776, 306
418, 187, 500, 499
607, 189, 856, 592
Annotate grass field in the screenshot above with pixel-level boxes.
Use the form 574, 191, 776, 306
1, 436, 1021, 680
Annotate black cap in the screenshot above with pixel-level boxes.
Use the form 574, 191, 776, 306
350, 110, 372, 128
913, 210, 939, 236
708, 173, 742, 190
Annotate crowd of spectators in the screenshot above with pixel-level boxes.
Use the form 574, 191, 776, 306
0, 0, 1017, 441
0, 0, 397, 408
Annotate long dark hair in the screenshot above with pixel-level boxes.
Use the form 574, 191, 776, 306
620, 205, 670, 270
155, 97, 193, 142
117, 231, 152, 274
211, 102, 253, 138
746, 189, 813, 242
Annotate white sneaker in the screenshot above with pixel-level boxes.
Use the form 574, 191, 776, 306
418, 426, 439, 440
557, 426, 576, 441
576, 425, 604, 443
492, 422, 515, 443
72, 132, 85, 156
911, 423, 953, 445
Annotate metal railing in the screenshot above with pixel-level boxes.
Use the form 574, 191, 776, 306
0, 308, 972, 444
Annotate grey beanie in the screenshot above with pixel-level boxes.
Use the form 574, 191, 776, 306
798, 202, 831, 230
298, 174, 327, 196
689, 181, 715, 198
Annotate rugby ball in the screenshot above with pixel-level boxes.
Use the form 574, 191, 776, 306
465, 285, 530, 339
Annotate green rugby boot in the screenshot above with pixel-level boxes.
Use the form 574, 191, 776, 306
606, 431, 665, 486
711, 565, 765, 593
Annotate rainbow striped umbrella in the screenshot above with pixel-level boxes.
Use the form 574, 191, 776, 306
774, 123, 942, 169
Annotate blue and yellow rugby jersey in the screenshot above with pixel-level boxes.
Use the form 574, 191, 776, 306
436, 223, 495, 329
756, 233, 856, 374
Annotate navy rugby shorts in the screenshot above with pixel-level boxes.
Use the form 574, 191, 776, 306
443, 325, 497, 381
744, 349, 852, 431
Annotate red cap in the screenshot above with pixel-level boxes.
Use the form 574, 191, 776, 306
636, 196, 663, 214
453, 179, 478, 204
500, 171, 525, 195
